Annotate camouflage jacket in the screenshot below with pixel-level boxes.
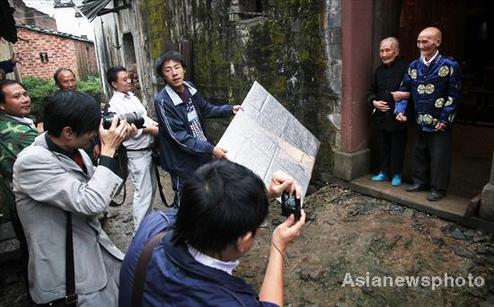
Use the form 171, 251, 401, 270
0, 113, 37, 184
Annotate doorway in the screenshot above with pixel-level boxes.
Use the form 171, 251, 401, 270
371, 0, 494, 199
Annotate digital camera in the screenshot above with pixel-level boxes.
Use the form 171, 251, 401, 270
281, 191, 301, 221
102, 111, 145, 129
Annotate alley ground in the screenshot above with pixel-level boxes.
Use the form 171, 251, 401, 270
1, 171, 494, 306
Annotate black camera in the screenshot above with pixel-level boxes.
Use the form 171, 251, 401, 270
281, 191, 301, 221
102, 111, 145, 129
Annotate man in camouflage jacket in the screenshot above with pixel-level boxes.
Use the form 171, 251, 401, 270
0, 80, 37, 222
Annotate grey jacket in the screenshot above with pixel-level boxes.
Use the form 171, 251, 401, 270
13, 133, 124, 304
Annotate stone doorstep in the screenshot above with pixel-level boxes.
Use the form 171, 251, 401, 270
349, 176, 494, 234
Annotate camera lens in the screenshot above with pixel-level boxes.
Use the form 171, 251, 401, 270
123, 112, 145, 129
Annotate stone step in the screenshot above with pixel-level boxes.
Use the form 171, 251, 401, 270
349, 176, 494, 233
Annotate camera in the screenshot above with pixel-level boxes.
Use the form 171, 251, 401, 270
102, 111, 145, 129
281, 191, 301, 221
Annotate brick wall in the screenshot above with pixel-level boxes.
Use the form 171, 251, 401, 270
15, 27, 97, 80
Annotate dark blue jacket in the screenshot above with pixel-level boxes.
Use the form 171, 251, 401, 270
119, 211, 278, 307
154, 82, 233, 178
0, 59, 15, 73
395, 54, 462, 131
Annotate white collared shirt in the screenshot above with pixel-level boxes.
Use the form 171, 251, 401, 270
108, 91, 156, 150
421, 50, 439, 66
187, 245, 240, 275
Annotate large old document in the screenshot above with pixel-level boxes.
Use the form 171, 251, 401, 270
217, 81, 320, 197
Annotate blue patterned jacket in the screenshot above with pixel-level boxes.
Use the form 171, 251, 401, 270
395, 54, 462, 131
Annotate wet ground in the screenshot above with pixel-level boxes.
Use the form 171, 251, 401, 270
1, 173, 494, 306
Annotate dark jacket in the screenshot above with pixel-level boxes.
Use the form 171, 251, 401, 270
0, 59, 16, 73
119, 211, 278, 307
367, 58, 408, 131
154, 82, 233, 178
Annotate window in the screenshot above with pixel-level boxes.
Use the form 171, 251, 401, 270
231, 0, 266, 20
240, 0, 262, 14
39, 52, 49, 63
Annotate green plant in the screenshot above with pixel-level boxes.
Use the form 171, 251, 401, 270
78, 75, 103, 103
21, 75, 103, 122
21, 76, 57, 122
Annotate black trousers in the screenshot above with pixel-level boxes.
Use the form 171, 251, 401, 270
376, 128, 407, 176
170, 173, 183, 208
412, 129, 452, 193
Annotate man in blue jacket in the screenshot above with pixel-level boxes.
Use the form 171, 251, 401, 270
395, 27, 462, 201
119, 160, 306, 307
153, 51, 242, 207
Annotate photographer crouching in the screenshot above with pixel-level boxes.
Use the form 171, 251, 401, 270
13, 91, 133, 306
119, 160, 306, 307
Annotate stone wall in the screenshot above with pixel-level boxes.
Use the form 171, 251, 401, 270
136, 0, 342, 180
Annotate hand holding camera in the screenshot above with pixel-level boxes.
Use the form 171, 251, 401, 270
281, 191, 301, 221
267, 170, 301, 199
99, 116, 133, 158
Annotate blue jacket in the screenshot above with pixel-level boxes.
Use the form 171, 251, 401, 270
119, 211, 278, 307
154, 82, 233, 178
395, 54, 462, 131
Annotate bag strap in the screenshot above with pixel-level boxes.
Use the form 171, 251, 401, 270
64, 211, 78, 306
131, 231, 167, 307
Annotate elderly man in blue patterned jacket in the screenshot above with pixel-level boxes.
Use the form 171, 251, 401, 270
394, 27, 462, 201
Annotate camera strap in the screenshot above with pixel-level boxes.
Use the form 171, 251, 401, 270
154, 163, 171, 208
64, 211, 78, 306
131, 231, 167, 307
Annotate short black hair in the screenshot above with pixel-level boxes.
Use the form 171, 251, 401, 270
0, 79, 24, 104
106, 66, 127, 89
154, 51, 186, 79
53, 68, 75, 85
173, 160, 269, 255
44, 91, 100, 137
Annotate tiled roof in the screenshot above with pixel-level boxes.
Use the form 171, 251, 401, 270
16, 23, 93, 43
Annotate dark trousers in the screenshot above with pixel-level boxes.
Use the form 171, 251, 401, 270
376, 128, 407, 176
170, 173, 183, 208
412, 129, 452, 193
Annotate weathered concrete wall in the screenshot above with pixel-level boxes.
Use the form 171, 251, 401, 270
90, 0, 342, 180
137, 0, 341, 180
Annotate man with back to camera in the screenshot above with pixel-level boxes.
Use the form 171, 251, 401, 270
119, 159, 306, 306
13, 91, 133, 306
394, 27, 462, 201
107, 66, 159, 231
153, 51, 242, 207
367, 37, 408, 187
